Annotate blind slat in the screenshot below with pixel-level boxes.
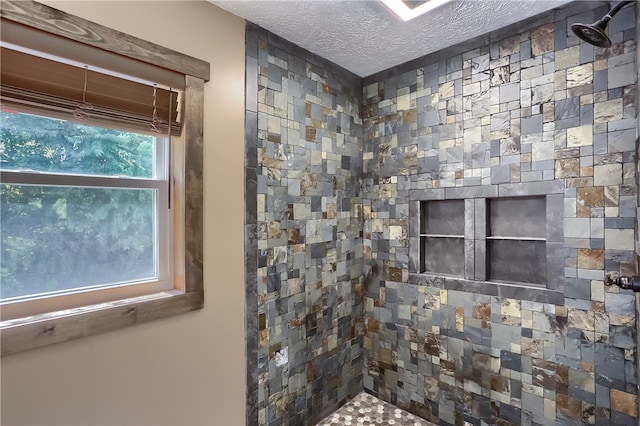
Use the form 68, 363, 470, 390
1, 19, 187, 89
1, 46, 182, 135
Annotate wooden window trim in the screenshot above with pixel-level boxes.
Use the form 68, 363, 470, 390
0, 1, 208, 356
0, 1, 210, 82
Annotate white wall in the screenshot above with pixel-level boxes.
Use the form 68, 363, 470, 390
0, 2, 246, 425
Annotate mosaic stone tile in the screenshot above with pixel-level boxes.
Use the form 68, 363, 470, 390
247, 24, 365, 426
359, 5, 638, 426
245, 3, 639, 426
316, 392, 436, 426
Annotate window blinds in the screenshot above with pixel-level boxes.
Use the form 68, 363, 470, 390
1, 21, 184, 135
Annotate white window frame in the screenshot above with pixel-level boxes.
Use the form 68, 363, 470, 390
0, 0, 209, 356
0, 119, 173, 320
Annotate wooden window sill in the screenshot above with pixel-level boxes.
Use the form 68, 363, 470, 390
1, 290, 204, 356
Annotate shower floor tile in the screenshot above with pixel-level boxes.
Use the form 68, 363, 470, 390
316, 392, 435, 426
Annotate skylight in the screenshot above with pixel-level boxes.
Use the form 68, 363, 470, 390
380, 0, 453, 21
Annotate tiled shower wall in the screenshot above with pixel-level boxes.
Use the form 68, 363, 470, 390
636, 3, 640, 420
244, 2, 639, 426
245, 25, 365, 426
361, 3, 639, 426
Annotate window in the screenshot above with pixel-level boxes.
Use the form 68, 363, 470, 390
0, 1, 209, 356
1, 112, 171, 319
410, 182, 563, 294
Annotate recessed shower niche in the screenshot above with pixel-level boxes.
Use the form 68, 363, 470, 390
487, 196, 547, 285
419, 199, 465, 276
415, 187, 561, 289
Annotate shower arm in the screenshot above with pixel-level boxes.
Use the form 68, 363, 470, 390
601, 1, 634, 24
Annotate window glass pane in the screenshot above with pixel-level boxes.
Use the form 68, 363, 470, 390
0, 111, 155, 178
421, 236, 464, 276
421, 200, 464, 235
489, 196, 545, 238
488, 240, 546, 285
1, 185, 157, 300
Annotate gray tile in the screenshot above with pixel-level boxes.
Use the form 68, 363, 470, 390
500, 82, 520, 103
608, 129, 636, 153
555, 97, 580, 120
491, 164, 511, 184
608, 62, 637, 88
521, 114, 543, 135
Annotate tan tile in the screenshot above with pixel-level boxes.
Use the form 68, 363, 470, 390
267, 221, 282, 238
576, 186, 604, 217
577, 249, 605, 270
491, 374, 509, 393
522, 338, 543, 358
567, 125, 593, 147
593, 59, 608, 71
500, 35, 520, 57
456, 306, 464, 332
472, 303, 491, 321
397, 93, 411, 110
594, 99, 623, 123
491, 65, 510, 86
531, 23, 554, 38
555, 158, 580, 178
501, 298, 521, 317
544, 399, 556, 420
403, 108, 417, 124
580, 94, 594, 105
610, 389, 638, 418
555, 46, 580, 70
568, 84, 593, 98
532, 33, 554, 56
305, 125, 316, 140
566, 64, 593, 88
580, 166, 593, 177
439, 81, 455, 99
594, 163, 622, 186
568, 308, 595, 331
557, 394, 582, 418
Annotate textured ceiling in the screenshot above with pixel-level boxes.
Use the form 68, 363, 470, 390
209, 0, 573, 77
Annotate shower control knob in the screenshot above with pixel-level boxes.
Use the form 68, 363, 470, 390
605, 273, 640, 292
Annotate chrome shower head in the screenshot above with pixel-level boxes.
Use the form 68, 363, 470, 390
571, 1, 633, 48
571, 19, 611, 48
